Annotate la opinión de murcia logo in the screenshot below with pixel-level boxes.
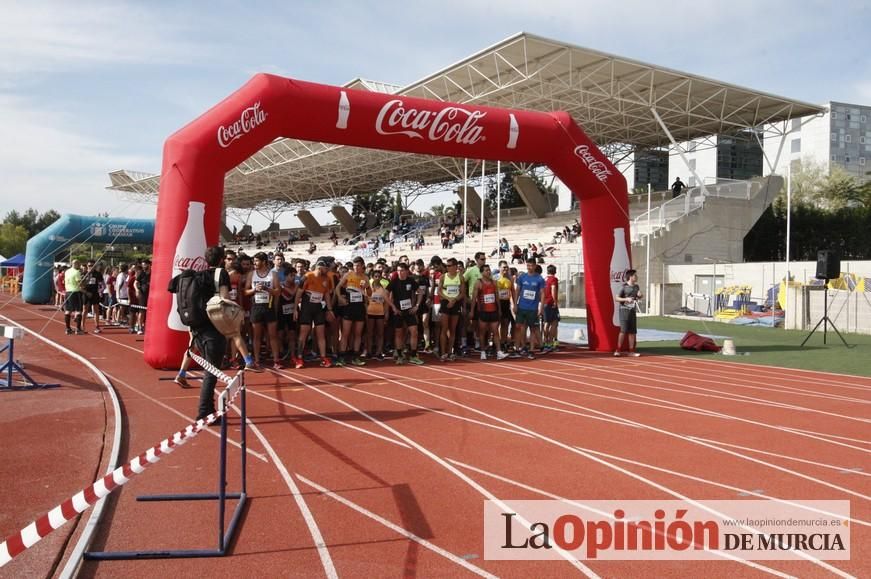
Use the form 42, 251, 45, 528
217, 102, 267, 148
375, 99, 486, 145
173, 255, 209, 271
574, 145, 613, 182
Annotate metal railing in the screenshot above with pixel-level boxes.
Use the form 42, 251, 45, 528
630, 178, 762, 243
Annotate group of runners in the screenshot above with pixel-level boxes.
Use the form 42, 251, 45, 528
218, 249, 562, 371
54, 259, 150, 335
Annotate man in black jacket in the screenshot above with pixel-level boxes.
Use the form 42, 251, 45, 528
169, 245, 231, 422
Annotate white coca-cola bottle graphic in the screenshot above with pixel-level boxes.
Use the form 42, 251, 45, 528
336, 91, 350, 129
168, 201, 208, 331
609, 227, 630, 327
507, 114, 519, 149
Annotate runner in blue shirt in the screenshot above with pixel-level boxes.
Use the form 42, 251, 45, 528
513, 259, 545, 358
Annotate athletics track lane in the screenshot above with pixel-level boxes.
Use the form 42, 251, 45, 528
0, 295, 867, 577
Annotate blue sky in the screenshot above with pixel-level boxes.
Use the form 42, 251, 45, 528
2, 0, 869, 230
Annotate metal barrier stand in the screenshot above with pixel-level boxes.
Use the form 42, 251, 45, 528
84, 374, 247, 560
0, 326, 60, 390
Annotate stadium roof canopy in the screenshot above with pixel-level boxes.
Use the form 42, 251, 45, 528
108, 31, 823, 211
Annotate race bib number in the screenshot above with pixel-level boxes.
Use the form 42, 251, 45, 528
483, 293, 496, 304
371, 294, 384, 304
445, 285, 460, 298
282, 303, 294, 315
498, 288, 509, 299
308, 291, 323, 304
229, 289, 238, 301
349, 291, 363, 303
400, 298, 412, 311
254, 291, 270, 304
522, 289, 536, 301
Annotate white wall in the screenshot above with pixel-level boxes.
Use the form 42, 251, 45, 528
664, 260, 871, 304
669, 138, 719, 187
763, 109, 831, 177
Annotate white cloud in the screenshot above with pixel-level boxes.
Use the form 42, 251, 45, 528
0, 93, 157, 219
0, 1, 209, 74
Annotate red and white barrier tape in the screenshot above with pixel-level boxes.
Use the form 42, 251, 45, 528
0, 368, 242, 568
187, 350, 234, 385
99, 302, 147, 311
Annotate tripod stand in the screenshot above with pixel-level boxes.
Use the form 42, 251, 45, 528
800, 283, 849, 347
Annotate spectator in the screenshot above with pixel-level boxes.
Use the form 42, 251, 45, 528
671, 177, 685, 199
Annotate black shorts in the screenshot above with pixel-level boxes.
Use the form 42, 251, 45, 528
394, 309, 417, 328
499, 300, 514, 321
619, 308, 637, 334
299, 303, 326, 326
441, 302, 462, 317
478, 310, 499, 324
84, 289, 101, 306
139, 292, 149, 310
344, 303, 366, 322
251, 304, 276, 324
278, 302, 297, 330
543, 305, 560, 323
335, 304, 346, 319
64, 291, 83, 312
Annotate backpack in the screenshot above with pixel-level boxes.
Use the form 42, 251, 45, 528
680, 331, 721, 352
173, 269, 210, 328
206, 269, 243, 337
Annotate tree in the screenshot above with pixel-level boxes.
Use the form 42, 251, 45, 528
350, 190, 392, 231
0, 223, 28, 257
2, 208, 61, 238
484, 165, 556, 211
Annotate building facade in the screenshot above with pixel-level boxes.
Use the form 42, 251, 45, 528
763, 101, 871, 183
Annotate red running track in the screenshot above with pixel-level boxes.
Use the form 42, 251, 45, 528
0, 294, 868, 578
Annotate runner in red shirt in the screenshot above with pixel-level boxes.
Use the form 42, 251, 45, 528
470, 264, 508, 360
543, 264, 560, 351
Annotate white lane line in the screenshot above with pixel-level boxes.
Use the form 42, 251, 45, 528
295, 473, 497, 578
571, 448, 870, 528
536, 359, 871, 453
293, 377, 535, 438
270, 369, 600, 578
374, 365, 871, 502
243, 417, 337, 578
688, 436, 871, 478
103, 371, 267, 462
779, 426, 871, 446
625, 359, 871, 404
0, 314, 123, 579
446, 459, 805, 577
543, 358, 870, 425
246, 389, 411, 449
665, 356, 871, 391
346, 366, 827, 577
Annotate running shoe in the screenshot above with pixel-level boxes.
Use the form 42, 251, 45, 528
395, 356, 407, 365
407, 355, 424, 365
376, 353, 385, 361
93, 328, 101, 334
136, 329, 144, 335
292, 357, 304, 369
245, 362, 263, 372
273, 361, 283, 371
65, 328, 73, 335
448, 353, 457, 362
508, 351, 522, 359
334, 358, 346, 367
629, 352, 641, 357
496, 351, 509, 360
320, 357, 333, 368
524, 349, 535, 360
174, 374, 190, 388
351, 357, 367, 367
440, 354, 449, 362
75, 329, 87, 335
613, 351, 622, 357
480, 351, 487, 361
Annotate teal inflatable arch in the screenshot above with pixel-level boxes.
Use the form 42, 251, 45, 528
23, 215, 155, 304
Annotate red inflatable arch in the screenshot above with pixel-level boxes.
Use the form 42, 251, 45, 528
145, 74, 630, 368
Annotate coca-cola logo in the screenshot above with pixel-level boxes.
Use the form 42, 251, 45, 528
217, 102, 267, 148
610, 269, 626, 283
174, 255, 209, 271
574, 145, 613, 183
375, 99, 486, 145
